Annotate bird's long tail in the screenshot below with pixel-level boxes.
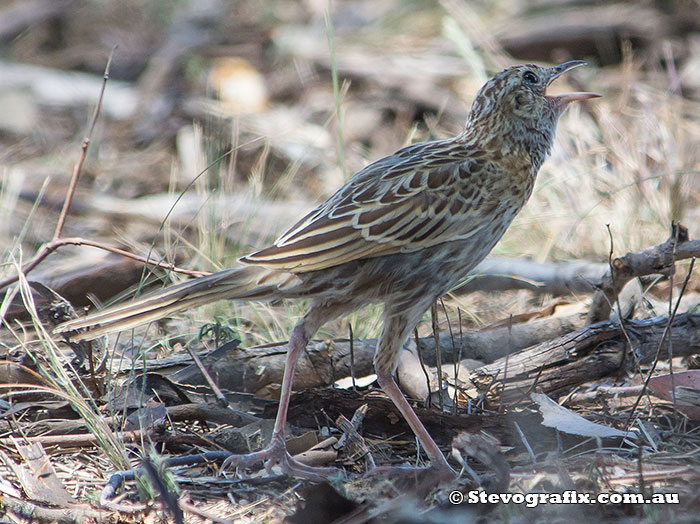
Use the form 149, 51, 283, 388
54, 266, 297, 342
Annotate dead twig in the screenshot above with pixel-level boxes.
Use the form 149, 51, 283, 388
0, 50, 205, 293
53, 49, 114, 241
586, 223, 698, 324
431, 302, 444, 411
184, 340, 236, 408
414, 327, 432, 408
335, 405, 375, 469
348, 322, 356, 391
0, 50, 203, 292
0, 237, 205, 291
0, 50, 115, 290
605, 224, 636, 374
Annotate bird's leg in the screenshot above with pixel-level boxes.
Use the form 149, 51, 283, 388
371, 308, 457, 480
375, 371, 455, 479
221, 311, 342, 481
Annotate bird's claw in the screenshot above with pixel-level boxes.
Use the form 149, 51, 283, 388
220, 439, 342, 482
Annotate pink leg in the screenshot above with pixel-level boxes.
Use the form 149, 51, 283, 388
222, 313, 342, 481
376, 371, 455, 478
370, 307, 456, 479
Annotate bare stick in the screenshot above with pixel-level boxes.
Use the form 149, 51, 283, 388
0, 237, 205, 290
431, 302, 444, 411
414, 327, 432, 408
0, 49, 206, 293
54, 49, 114, 240
667, 225, 681, 411
499, 315, 513, 414
183, 342, 234, 408
348, 322, 356, 391
586, 224, 700, 324
606, 224, 635, 366
0, 51, 116, 289
439, 298, 458, 414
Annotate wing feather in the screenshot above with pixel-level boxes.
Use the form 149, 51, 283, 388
240, 139, 520, 272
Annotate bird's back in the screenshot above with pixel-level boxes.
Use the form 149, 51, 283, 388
240, 135, 535, 275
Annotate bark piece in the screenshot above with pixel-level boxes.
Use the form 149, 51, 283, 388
531, 392, 631, 438
647, 371, 700, 420
9, 442, 76, 505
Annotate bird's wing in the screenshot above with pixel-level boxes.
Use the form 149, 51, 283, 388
240, 139, 511, 272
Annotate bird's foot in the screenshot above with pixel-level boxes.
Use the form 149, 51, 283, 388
220, 437, 343, 482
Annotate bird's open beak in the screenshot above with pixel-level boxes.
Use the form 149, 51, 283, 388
545, 60, 601, 107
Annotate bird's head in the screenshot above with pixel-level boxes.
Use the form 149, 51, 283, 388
464, 61, 600, 164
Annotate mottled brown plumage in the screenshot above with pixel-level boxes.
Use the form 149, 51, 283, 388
56, 61, 599, 480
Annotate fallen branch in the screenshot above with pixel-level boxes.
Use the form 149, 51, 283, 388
586, 224, 700, 324
0, 402, 262, 439
0, 494, 113, 524
0, 235, 204, 292
471, 313, 700, 404
170, 313, 584, 394
466, 256, 605, 295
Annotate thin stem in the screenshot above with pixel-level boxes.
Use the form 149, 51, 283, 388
53, 48, 115, 241
0, 238, 205, 290
1, 50, 116, 290
626, 256, 695, 428
324, 8, 346, 178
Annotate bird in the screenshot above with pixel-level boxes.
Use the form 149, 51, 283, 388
56, 60, 599, 481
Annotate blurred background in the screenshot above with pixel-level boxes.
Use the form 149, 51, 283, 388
0, 0, 699, 339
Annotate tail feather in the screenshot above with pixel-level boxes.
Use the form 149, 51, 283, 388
54, 266, 293, 342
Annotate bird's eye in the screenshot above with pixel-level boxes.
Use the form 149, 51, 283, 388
523, 71, 538, 84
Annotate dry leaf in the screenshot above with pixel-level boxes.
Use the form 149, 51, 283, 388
647, 371, 700, 419
531, 393, 632, 438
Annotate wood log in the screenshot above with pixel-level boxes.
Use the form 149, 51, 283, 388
466, 256, 605, 294
471, 313, 700, 404
497, 4, 669, 65
170, 313, 584, 394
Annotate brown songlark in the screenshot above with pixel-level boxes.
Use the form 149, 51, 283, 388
56, 60, 599, 480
